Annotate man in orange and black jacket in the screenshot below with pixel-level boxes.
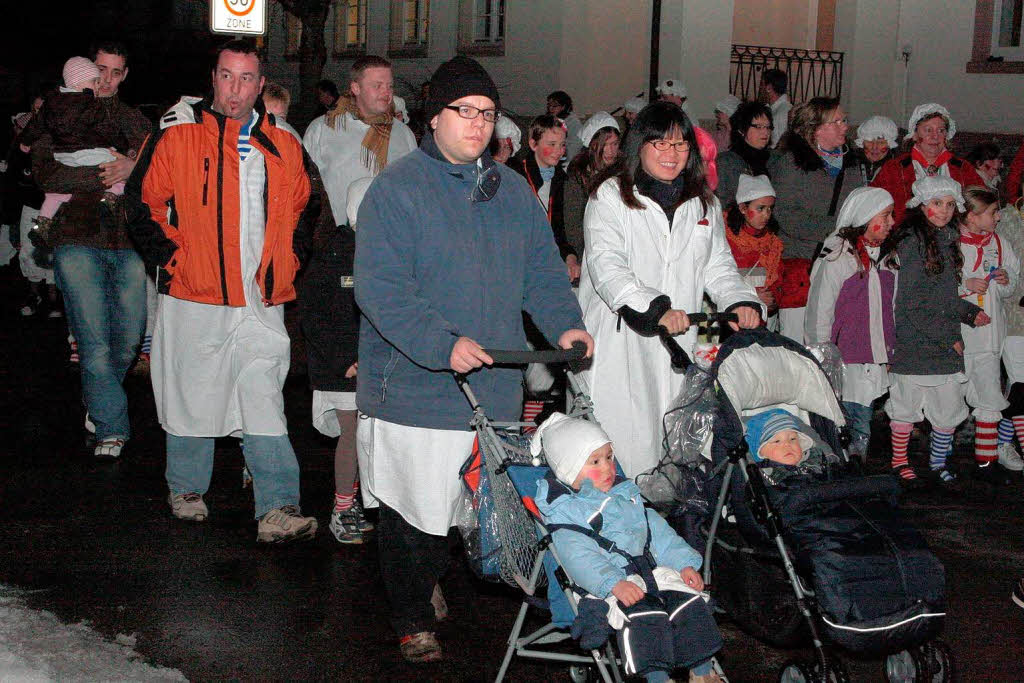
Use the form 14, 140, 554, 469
125, 39, 328, 544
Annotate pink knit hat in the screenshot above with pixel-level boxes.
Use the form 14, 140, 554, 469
63, 57, 100, 90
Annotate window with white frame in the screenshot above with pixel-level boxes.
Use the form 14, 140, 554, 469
473, 0, 504, 43
402, 0, 429, 46
458, 0, 505, 55
334, 0, 367, 55
992, 0, 1024, 59
389, 0, 429, 56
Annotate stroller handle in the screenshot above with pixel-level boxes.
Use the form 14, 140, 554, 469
687, 312, 738, 325
481, 341, 588, 365
658, 312, 739, 370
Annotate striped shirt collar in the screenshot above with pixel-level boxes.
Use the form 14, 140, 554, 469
238, 110, 258, 161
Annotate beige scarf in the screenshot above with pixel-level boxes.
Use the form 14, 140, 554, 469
325, 93, 394, 174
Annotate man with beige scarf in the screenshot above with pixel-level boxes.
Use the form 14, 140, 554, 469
302, 56, 417, 221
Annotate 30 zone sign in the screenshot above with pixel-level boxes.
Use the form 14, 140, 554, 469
210, 0, 267, 35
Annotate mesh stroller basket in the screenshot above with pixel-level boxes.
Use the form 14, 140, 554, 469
458, 427, 544, 587
454, 343, 592, 589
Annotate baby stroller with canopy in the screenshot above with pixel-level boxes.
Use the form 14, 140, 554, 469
637, 328, 953, 682
453, 342, 728, 683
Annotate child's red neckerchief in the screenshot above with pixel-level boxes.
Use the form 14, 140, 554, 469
959, 228, 1002, 271
854, 236, 878, 272
741, 224, 766, 237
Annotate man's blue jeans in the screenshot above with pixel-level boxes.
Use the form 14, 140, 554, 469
55, 245, 146, 441
166, 433, 301, 518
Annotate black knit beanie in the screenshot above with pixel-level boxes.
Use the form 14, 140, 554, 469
425, 56, 500, 122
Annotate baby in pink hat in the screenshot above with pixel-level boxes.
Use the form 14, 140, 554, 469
20, 56, 136, 245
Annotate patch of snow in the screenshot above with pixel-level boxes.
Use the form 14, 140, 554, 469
114, 633, 137, 648
0, 586, 186, 682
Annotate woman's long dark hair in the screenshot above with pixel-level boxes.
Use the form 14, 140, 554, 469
567, 126, 622, 194
724, 200, 781, 236
897, 206, 962, 278
836, 224, 899, 270
591, 101, 712, 214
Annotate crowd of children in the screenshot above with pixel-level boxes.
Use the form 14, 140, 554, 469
801, 175, 1024, 487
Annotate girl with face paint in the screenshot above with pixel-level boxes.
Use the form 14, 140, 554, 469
885, 176, 991, 486
724, 174, 783, 318
955, 186, 1023, 476
805, 187, 899, 463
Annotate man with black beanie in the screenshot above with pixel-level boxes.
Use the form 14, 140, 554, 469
354, 56, 593, 662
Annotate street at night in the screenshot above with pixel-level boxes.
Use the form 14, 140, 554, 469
0, 273, 1022, 681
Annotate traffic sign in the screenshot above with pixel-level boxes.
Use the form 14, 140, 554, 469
210, 0, 267, 36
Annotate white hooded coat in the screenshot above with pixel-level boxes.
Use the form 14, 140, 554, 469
574, 178, 759, 477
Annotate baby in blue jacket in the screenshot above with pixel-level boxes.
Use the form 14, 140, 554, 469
533, 413, 723, 683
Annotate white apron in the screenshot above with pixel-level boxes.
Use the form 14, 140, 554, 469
312, 390, 357, 438
356, 416, 476, 536
152, 146, 291, 438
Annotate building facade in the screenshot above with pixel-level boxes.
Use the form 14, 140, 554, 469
258, 0, 1024, 133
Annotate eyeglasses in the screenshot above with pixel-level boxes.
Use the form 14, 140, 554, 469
647, 140, 691, 152
823, 117, 849, 127
749, 123, 774, 131
444, 105, 501, 123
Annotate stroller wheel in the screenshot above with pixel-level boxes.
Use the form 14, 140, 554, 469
919, 640, 955, 682
568, 665, 593, 683
778, 660, 814, 683
883, 649, 921, 682
816, 654, 850, 683
779, 654, 848, 683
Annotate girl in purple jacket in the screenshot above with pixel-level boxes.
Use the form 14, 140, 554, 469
805, 187, 898, 463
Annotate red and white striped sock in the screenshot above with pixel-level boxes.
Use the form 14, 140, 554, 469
890, 421, 916, 479
1012, 416, 1024, 452
975, 419, 999, 465
334, 491, 355, 512
522, 400, 545, 433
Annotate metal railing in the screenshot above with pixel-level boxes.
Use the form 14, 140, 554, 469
730, 44, 844, 103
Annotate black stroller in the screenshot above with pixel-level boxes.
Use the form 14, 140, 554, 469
638, 328, 953, 683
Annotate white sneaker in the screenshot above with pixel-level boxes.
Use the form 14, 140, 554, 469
94, 436, 126, 460
997, 442, 1024, 471
169, 492, 208, 521
257, 505, 317, 543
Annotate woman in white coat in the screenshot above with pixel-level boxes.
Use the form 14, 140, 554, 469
575, 101, 763, 478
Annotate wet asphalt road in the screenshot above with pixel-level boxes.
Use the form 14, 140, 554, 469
0, 265, 1022, 682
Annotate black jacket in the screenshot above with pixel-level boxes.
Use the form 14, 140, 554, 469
299, 225, 359, 392
2, 141, 43, 227
511, 150, 575, 260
